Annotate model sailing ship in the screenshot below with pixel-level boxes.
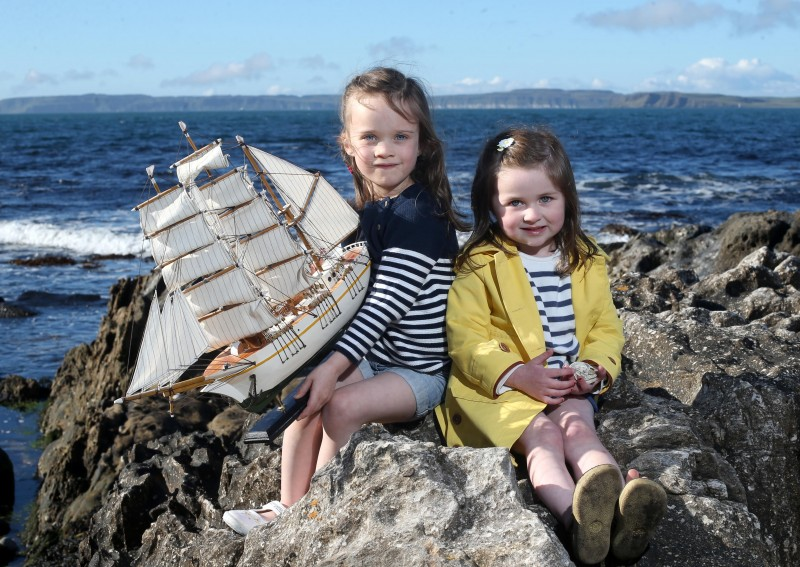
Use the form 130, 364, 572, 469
115, 122, 370, 412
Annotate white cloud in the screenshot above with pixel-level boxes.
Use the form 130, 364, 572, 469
639, 56, 797, 95
578, 1, 725, 30
266, 84, 293, 95
298, 55, 339, 71
454, 76, 509, 89
457, 77, 483, 86
730, 0, 800, 33
579, 0, 800, 33
24, 70, 57, 86
369, 36, 427, 58
11, 70, 58, 94
162, 53, 273, 87
127, 55, 154, 70
64, 70, 94, 82
307, 74, 328, 87
15, 70, 59, 94
436, 76, 524, 95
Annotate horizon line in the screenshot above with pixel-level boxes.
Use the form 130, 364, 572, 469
3, 88, 799, 102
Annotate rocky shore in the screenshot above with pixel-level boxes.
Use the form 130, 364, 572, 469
15, 210, 800, 566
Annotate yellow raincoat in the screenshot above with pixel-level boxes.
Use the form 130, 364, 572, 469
436, 241, 624, 449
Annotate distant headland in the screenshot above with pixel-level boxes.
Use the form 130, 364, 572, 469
1, 89, 798, 114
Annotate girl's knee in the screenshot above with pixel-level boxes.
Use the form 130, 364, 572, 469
285, 411, 320, 435
561, 414, 596, 442
520, 415, 564, 450
538, 417, 564, 441
321, 390, 356, 430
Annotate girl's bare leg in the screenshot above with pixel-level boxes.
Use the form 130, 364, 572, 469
318, 371, 417, 467
258, 364, 366, 521
278, 414, 324, 508
514, 413, 574, 526
547, 397, 621, 482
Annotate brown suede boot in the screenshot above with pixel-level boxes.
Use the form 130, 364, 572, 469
571, 464, 623, 564
611, 478, 667, 561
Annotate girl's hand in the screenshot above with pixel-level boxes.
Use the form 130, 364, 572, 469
572, 362, 608, 395
506, 349, 576, 405
295, 352, 352, 420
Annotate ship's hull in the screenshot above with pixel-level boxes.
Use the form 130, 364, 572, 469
197, 242, 370, 408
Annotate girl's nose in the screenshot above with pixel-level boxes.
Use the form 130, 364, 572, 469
523, 206, 539, 223
374, 140, 392, 157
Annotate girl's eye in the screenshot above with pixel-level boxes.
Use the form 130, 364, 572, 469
510, 199, 524, 207
395, 134, 407, 141
540, 196, 553, 204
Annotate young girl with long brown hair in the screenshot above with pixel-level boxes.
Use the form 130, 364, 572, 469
224, 66, 466, 536
436, 126, 666, 564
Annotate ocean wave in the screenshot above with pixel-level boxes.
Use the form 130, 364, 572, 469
0, 220, 146, 257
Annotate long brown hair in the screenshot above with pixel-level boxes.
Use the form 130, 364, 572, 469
338, 67, 467, 230
457, 126, 598, 274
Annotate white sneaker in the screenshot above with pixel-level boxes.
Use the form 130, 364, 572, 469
223, 500, 287, 535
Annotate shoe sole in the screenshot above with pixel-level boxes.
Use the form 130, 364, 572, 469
572, 464, 623, 565
611, 478, 667, 561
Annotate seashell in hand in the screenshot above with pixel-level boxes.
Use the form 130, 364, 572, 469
570, 361, 598, 386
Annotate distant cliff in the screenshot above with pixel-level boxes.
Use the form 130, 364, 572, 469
1, 89, 798, 114
435, 89, 800, 109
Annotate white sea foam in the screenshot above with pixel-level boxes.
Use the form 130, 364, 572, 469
0, 219, 146, 256
595, 232, 630, 245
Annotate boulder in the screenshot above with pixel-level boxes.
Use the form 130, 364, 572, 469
0, 448, 13, 517
0, 299, 34, 318
0, 375, 50, 406
21, 210, 800, 567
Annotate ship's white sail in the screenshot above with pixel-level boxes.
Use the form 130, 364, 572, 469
248, 147, 358, 253
183, 266, 260, 319
173, 140, 229, 186
128, 291, 210, 395
160, 241, 234, 291
137, 184, 197, 237
121, 126, 371, 408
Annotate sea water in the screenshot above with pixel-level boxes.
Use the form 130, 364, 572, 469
0, 108, 798, 556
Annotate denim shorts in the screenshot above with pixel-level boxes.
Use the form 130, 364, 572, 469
357, 358, 447, 419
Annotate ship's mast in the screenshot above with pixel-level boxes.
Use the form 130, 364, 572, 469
146, 165, 161, 193
178, 121, 216, 180
178, 120, 196, 150
237, 135, 324, 272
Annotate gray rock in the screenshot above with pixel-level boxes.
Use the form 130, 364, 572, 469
715, 210, 799, 271
0, 299, 34, 318
0, 535, 19, 564
21, 211, 800, 567
0, 374, 50, 405
0, 448, 13, 517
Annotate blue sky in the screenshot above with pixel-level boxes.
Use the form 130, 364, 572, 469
2, 0, 798, 100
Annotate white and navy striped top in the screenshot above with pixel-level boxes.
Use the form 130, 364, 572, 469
520, 251, 580, 368
334, 184, 458, 374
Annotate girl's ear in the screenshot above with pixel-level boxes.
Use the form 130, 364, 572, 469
341, 133, 355, 156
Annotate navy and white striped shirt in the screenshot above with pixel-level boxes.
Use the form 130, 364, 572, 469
519, 252, 579, 368
334, 184, 458, 374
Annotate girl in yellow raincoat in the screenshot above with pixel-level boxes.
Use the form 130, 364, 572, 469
436, 127, 666, 564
